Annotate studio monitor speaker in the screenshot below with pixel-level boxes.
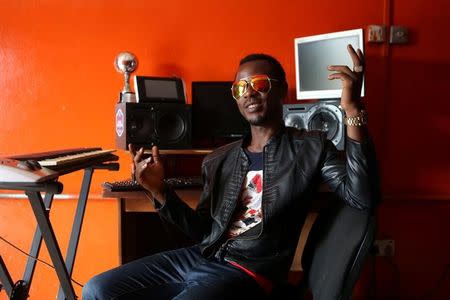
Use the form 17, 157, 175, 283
283, 100, 345, 150
115, 102, 191, 150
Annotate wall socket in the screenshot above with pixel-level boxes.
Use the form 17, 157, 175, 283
374, 239, 395, 256
390, 26, 409, 44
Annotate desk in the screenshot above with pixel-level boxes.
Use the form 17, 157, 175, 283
102, 188, 331, 271
103, 189, 200, 264
104, 189, 200, 213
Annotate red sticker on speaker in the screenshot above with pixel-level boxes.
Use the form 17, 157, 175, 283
116, 108, 124, 137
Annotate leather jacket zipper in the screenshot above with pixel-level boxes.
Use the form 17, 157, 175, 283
208, 146, 267, 256
206, 154, 249, 257
215, 238, 231, 261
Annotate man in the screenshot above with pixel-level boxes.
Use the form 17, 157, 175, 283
83, 45, 377, 299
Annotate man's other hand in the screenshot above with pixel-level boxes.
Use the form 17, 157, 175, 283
129, 144, 165, 201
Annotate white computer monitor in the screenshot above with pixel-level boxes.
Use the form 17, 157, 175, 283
294, 29, 364, 100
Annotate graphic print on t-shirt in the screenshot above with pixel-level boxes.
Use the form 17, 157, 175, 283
228, 170, 263, 238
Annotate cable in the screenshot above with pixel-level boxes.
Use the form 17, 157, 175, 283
0, 235, 84, 288
1, 236, 55, 269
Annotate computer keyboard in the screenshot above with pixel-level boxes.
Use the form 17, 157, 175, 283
102, 179, 142, 191
103, 176, 203, 191
165, 176, 203, 188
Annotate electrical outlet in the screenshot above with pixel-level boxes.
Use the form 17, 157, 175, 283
390, 26, 408, 44
374, 239, 395, 256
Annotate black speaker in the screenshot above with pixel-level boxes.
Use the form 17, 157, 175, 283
283, 100, 345, 150
115, 102, 191, 150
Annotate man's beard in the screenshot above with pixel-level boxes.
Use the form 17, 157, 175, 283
246, 107, 282, 126
246, 114, 267, 126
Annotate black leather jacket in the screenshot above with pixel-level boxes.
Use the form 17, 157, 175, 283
158, 126, 377, 282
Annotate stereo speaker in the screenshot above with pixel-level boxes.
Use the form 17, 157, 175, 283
283, 100, 345, 150
115, 102, 191, 150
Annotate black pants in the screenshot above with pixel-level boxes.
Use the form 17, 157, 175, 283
82, 245, 266, 300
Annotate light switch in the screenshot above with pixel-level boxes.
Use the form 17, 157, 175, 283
390, 26, 409, 44
367, 25, 386, 43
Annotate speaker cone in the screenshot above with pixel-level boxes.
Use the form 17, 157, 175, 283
128, 109, 156, 142
284, 114, 306, 130
308, 109, 339, 141
157, 111, 185, 143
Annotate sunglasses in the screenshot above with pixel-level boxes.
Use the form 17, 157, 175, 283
231, 74, 279, 100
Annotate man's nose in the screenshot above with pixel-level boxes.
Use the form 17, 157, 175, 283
244, 83, 258, 98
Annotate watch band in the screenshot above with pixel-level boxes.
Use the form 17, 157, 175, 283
344, 110, 368, 127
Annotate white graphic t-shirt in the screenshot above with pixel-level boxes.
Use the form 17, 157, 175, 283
227, 150, 263, 238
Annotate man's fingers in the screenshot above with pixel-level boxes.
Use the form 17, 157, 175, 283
140, 161, 148, 170
328, 72, 353, 83
328, 65, 357, 80
347, 45, 365, 76
356, 48, 364, 64
135, 157, 150, 175
152, 146, 161, 163
347, 44, 362, 67
134, 147, 144, 165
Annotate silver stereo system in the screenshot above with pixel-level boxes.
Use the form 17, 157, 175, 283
283, 100, 345, 150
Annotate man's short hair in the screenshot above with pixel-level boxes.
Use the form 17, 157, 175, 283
239, 53, 286, 83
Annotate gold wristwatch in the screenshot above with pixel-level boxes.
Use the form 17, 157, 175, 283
344, 110, 368, 127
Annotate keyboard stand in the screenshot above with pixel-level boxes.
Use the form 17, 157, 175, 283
0, 162, 119, 300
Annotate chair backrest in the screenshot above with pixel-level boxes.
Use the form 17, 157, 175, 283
300, 201, 376, 300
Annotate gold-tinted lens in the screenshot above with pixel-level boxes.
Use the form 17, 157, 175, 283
231, 80, 247, 100
250, 76, 271, 93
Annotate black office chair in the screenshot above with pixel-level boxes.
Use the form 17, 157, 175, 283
301, 201, 376, 300
271, 201, 376, 300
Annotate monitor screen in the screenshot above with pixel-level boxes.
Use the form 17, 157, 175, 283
192, 81, 249, 147
134, 76, 185, 103
294, 29, 364, 100
144, 80, 178, 99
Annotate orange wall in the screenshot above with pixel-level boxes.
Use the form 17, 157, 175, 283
1, 0, 449, 299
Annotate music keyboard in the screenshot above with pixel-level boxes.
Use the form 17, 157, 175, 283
9, 147, 101, 161
0, 158, 58, 183
1, 148, 118, 183
38, 149, 116, 167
